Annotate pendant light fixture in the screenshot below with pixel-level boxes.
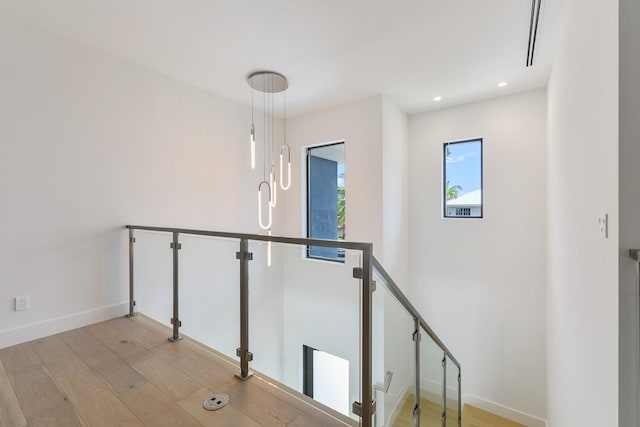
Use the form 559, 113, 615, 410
248, 71, 291, 231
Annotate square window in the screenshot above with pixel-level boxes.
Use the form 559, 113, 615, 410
443, 138, 483, 218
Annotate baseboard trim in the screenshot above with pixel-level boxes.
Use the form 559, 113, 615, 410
0, 302, 129, 349
464, 394, 547, 427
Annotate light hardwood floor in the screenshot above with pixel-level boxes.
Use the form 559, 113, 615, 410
0, 315, 354, 427
391, 394, 527, 427
461, 405, 527, 427
391, 394, 458, 427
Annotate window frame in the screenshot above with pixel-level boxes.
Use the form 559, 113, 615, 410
442, 137, 483, 219
306, 141, 345, 262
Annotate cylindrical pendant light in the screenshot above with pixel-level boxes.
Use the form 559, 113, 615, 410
258, 180, 272, 230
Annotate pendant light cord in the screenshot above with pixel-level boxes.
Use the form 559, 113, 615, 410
263, 74, 267, 181
270, 74, 272, 168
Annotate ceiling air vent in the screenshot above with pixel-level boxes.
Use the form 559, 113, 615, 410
526, 0, 542, 67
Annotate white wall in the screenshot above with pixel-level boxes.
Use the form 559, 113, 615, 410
0, 20, 266, 348
546, 0, 619, 425
408, 90, 548, 426
619, 0, 639, 425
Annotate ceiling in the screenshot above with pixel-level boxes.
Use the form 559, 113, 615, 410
2, 0, 567, 116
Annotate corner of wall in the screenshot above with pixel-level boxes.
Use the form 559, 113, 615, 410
380, 98, 410, 290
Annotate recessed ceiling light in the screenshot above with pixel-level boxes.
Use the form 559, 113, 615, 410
498, 82, 508, 87
434, 96, 442, 102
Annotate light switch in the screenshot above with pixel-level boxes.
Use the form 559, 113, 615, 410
598, 213, 608, 238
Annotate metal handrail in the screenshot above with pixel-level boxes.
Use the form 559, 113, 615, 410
126, 224, 371, 250
372, 256, 461, 368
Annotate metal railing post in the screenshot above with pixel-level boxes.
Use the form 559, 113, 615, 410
168, 232, 182, 342
235, 238, 253, 380
413, 318, 421, 427
458, 367, 462, 427
361, 245, 374, 426
442, 352, 447, 427
126, 228, 136, 318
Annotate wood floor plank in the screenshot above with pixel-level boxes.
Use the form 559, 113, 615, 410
120, 382, 201, 427
250, 377, 354, 427
150, 340, 236, 390
290, 412, 351, 427
109, 316, 172, 349
31, 334, 87, 378
61, 327, 147, 395
179, 387, 262, 427
420, 399, 448, 427
0, 360, 27, 427
8, 365, 84, 427
391, 394, 457, 427
27, 407, 87, 427
0, 341, 42, 373
55, 368, 144, 427
220, 378, 300, 426
61, 327, 125, 367
180, 376, 300, 427
132, 355, 201, 400
87, 320, 154, 365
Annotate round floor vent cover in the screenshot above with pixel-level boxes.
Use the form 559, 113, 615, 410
203, 393, 229, 411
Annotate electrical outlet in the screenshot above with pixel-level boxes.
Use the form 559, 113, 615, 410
15, 295, 30, 311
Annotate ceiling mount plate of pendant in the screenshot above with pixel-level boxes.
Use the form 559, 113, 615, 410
247, 71, 288, 93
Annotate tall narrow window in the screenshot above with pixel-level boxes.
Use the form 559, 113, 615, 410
443, 138, 483, 218
307, 142, 345, 260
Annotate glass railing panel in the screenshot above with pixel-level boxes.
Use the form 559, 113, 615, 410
420, 330, 445, 427
248, 240, 362, 422
245, 239, 285, 382
372, 272, 416, 427
178, 234, 240, 361
445, 354, 460, 427
133, 230, 173, 328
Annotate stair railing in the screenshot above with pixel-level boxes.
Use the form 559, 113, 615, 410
125, 224, 461, 427
372, 257, 461, 427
